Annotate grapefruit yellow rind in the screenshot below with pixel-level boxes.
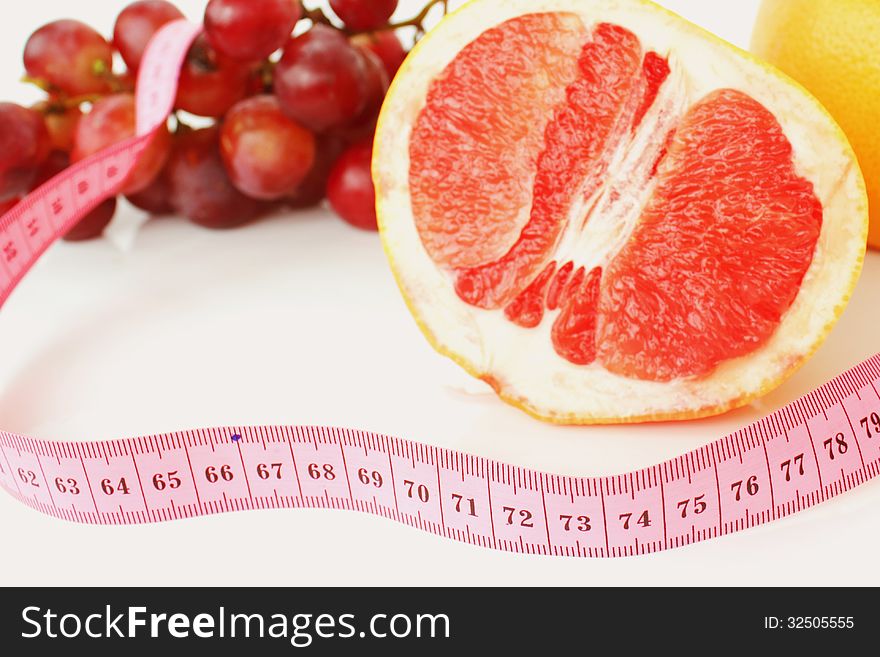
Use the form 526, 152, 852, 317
751, 0, 880, 250
373, 0, 868, 424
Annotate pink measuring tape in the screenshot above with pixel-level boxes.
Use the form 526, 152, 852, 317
1, 20, 879, 558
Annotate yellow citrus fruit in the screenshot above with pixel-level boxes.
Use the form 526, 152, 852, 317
752, 0, 880, 248
374, 0, 868, 424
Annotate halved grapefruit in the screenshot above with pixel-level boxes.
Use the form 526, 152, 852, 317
374, 0, 868, 424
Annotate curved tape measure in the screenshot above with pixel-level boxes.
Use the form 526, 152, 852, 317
1, 20, 879, 557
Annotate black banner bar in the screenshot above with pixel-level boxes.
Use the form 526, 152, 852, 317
0, 586, 873, 654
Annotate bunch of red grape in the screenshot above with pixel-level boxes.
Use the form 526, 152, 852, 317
0, 0, 446, 240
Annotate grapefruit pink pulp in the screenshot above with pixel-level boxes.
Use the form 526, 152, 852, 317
375, 0, 868, 423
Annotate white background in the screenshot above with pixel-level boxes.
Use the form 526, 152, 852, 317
1, 0, 878, 586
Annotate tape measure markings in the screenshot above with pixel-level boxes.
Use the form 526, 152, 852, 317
1, 353, 879, 557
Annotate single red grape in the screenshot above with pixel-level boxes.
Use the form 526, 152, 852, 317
63, 197, 117, 241
176, 33, 252, 117
43, 106, 82, 153
220, 95, 315, 200
205, 0, 301, 62
113, 0, 184, 71
274, 25, 369, 132
286, 134, 346, 208
72, 94, 170, 194
167, 127, 265, 228
23, 20, 113, 95
338, 47, 388, 144
125, 172, 173, 215
351, 30, 407, 80
357, 47, 390, 113
330, 0, 398, 31
31, 149, 70, 190
0, 103, 50, 202
338, 114, 379, 147
326, 140, 377, 230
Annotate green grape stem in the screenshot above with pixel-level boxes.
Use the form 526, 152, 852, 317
298, 0, 449, 34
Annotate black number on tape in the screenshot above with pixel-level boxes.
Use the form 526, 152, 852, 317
308, 463, 335, 481
257, 463, 283, 480
560, 515, 591, 532
860, 412, 880, 438
676, 494, 707, 518
54, 477, 80, 495
152, 470, 182, 491
101, 477, 131, 495
403, 479, 429, 503
357, 468, 382, 488
205, 465, 233, 483
823, 432, 848, 460
17, 468, 39, 487
503, 506, 534, 527
619, 510, 651, 530
732, 475, 760, 498
451, 493, 477, 516
780, 454, 805, 482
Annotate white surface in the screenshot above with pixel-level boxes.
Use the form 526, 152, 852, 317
1, 0, 878, 586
